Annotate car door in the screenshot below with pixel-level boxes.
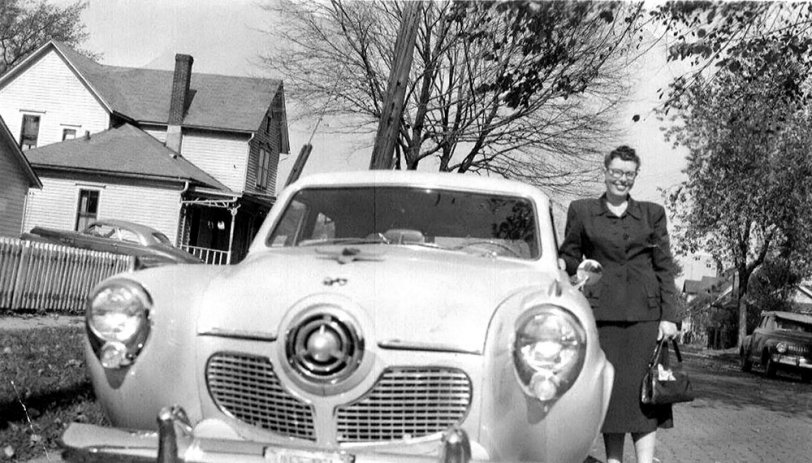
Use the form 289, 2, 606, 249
751, 315, 771, 358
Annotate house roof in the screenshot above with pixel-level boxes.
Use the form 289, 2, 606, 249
23, 123, 230, 190
1, 41, 282, 133
683, 275, 724, 294
0, 115, 42, 188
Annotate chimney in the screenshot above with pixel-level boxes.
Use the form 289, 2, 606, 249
166, 54, 193, 153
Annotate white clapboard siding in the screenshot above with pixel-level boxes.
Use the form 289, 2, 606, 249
22, 177, 182, 243
0, 148, 30, 237
143, 127, 167, 143
181, 131, 250, 192
0, 50, 110, 149
0, 237, 133, 312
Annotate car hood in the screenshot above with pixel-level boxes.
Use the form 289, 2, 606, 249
767, 330, 812, 344
196, 246, 555, 353
147, 243, 204, 263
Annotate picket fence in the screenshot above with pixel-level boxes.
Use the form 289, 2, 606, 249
0, 237, 134, 313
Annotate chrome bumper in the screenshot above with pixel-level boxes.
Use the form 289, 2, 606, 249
61, 406, 475, 463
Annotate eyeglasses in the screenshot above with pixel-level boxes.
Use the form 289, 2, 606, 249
606, 168, 638, 180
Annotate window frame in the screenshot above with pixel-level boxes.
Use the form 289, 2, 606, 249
19, 114, 41, 150
75, 189, 101, 231
257, 147, 271, 190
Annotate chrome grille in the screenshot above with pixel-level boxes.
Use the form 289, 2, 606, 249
206, 353, 315, 441
336, 367, 472, 443
786, 343, 811, 357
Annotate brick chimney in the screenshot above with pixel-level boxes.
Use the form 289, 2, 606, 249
166, 54, 193, 153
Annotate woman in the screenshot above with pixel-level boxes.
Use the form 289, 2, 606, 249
559, 145, 679, 463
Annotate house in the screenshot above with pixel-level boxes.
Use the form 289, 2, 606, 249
0, 115, 41, 237
0, 41, 290, 263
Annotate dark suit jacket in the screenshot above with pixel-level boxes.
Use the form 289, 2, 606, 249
559, 195, 679, 322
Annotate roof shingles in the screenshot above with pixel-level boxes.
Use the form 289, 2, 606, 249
24, 123, 229, 190
53, 42, 281, 132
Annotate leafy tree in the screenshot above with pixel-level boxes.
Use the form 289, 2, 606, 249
0, 0, 92, 76
662, 36, 812, 347
259, 0, 648, 196
649, 1, 812, 109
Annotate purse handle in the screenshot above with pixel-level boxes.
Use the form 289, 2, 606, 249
647, 339, 683, 368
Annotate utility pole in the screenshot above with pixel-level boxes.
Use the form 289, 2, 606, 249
284, 143, 313, 187
369, 1, 422, 170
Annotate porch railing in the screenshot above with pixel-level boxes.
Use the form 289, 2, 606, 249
0, 237, 134, 312
181, 245, 230, 265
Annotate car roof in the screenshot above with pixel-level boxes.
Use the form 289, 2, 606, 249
292, 170, 551, 203
766, 311, 812, 324
91, 219, 163, 236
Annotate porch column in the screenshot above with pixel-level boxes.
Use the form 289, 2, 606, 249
227, 206, 239, 264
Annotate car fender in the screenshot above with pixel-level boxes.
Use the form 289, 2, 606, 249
476, 280, 611, 462
86, 264, 227, 430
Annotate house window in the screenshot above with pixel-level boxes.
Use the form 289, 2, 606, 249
257, 148, 271, 190
62, 128, 77, 140
75, 189, 100, 231
19, 114, 40, 149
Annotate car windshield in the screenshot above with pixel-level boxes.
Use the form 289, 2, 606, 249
775, 318, 812, 333
267, 186, 540, 259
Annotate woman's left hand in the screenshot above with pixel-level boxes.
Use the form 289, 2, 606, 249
657, 320, 679, 341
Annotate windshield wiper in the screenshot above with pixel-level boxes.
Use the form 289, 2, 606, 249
298, 237, 389, 247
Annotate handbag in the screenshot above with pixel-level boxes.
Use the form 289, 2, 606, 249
640, 339, 695, 405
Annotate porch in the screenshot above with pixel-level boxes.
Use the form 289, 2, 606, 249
178, 190, 272, 265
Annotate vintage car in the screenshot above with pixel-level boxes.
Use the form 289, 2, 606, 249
21, 219, 202, 268
60, 171, 614, 463
740, 310, 812, 381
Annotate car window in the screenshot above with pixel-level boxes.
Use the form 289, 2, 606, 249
118, 228, 141, 244
85, 224, 117, 239
267, 186, 540, 259
775, 318, 812, 333
152, 232, 172, 245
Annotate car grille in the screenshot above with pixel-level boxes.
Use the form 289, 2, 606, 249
785, 343, 811, 357
206, 353, 316, 441
336, 367, 472, 443
206, 355, 472, 443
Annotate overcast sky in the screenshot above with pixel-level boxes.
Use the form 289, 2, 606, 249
70, 0, 688, 203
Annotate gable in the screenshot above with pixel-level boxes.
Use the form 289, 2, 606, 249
0, 46, 111, 148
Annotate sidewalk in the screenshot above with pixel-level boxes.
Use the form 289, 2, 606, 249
0, 313, 84, 331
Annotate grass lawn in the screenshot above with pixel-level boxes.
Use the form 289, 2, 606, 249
0, 325, 107, 461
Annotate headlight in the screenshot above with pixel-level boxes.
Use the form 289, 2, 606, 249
776, 342, 787, 354
512, 305, 586, 403
87, 279, 152, 369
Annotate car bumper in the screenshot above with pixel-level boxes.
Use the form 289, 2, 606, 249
61, 406, 481, 463
772, 354, 812, 369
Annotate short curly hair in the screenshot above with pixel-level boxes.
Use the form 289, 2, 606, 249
604, 145, 641, 168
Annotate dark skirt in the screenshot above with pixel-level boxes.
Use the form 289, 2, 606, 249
598, 321, 673, 433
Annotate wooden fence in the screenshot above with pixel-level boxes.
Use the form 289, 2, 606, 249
0, 237, 134, 313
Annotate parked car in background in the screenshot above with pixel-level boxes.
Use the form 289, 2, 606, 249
60, 171, 614, 463
21, 219, 202, 268
740, 311, 812, 381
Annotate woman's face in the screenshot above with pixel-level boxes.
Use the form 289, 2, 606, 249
604, 157, 639, 198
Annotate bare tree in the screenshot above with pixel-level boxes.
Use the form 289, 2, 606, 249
0, 0, 93, 76
258, 0, 648, 196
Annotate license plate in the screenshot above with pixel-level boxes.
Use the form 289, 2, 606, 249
264, 447, 354, 463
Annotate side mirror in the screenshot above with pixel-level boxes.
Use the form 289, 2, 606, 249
574, 259, 602, 289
